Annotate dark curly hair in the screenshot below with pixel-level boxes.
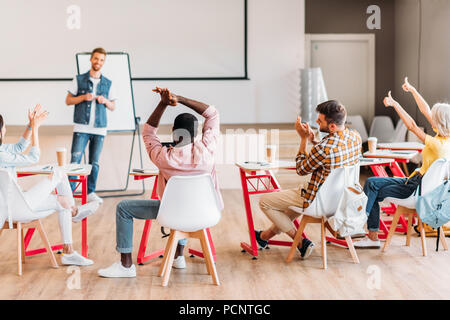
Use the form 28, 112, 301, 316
315, 100, 347, 126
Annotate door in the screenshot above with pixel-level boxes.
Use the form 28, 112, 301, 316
305, 34, 375, 128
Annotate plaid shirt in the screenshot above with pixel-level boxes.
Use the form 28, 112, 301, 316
296, 128, 362, 209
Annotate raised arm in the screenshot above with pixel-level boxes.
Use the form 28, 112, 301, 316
176, 95, 209, 115
402, 77, 433, 126
146, 87, 176, 127
384, 91, 426, 142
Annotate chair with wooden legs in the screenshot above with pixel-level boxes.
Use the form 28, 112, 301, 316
285, 165, 362, 269
0, 170, 58, 275
156, 174, 222, 286
383, 159, 450, 256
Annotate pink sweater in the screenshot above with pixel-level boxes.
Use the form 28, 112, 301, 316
142, 106, 223, 209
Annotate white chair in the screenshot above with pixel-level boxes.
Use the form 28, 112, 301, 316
369, 117, 407, 143
156, 174, 222, 286
383, 159, 450, 256
0, 170, 58, 275
286, 165, 361, 269
346, 115, 368, 143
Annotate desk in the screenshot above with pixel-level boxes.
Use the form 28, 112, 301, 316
16, 163, 92, 258
130, 170, 217, 264
377, 142, 424, 152
236, 158, 399, 257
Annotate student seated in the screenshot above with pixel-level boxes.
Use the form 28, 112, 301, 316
355, 78, 450, 248
98, 88, 223, 278
0, 105, 99, 265
254, 101, 362, 259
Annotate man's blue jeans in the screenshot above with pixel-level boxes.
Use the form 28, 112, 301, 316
69, 132, 104, 194
363, 175, 422, 232
116, 199, 187, 254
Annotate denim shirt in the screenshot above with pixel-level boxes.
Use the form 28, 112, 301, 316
0, 137, 40, 180
73, 72, 112, 128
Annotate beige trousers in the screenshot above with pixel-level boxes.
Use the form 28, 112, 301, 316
258, 179, 309, 234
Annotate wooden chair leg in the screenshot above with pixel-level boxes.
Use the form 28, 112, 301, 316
36, 220, 58, 269
161, 231, 180, 287
321, 218, 327, 270
286, 215, 308, 263
17, 223, 23, 276
158, 231, 176, 277
199, 229, 220, 286
20, 227, 25, 263
417, 217, 427, 257
345, 236, 360, 264
406, 213, 413, 247
382, 207, 402, 252
439, 227, 448, 251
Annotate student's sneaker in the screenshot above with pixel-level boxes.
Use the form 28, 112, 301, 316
61, 251, 94, 266
353, 237, 381, 249
98, 262, 136, 278
173, 256, 186, 269
72, 201, 100, 223
254, 230, 268, 249
87, 192, 103, 204
298, 238, 315, 260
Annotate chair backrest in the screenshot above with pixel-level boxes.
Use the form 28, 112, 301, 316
0, 170, 36, 228
304, 164, 360, 217
346, 115, 368, 143
420, 158, 450, 195
369, 116, 395, 142
156, 174, 222, 232
392, 120, 407, 142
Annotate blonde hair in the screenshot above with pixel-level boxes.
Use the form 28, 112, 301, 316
431, 103, 450, 137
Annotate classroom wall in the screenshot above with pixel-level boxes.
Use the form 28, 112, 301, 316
0, 0, 305, 126
394, 0, 450, 134
305, 0, 397, 122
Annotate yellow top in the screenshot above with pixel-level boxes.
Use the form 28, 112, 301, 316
416, 134, 450, 176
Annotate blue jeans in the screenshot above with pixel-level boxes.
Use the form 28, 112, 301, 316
116, 199, 187, 254
69, 132, 104, 194
363, 175, 422, 232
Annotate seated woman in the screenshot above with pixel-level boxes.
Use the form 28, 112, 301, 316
0, 105, 99, 265
355, 77, 450, 248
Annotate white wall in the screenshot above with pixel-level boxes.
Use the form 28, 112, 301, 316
0, 0, 305, 126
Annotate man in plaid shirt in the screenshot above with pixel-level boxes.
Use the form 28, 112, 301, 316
255, 100, 362, 259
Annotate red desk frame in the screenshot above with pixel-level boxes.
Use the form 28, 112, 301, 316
132, 173, 216, 264
16, 173, 89, 258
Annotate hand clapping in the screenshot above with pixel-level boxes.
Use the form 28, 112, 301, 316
295, 116, 311, 139
153, 87, 178, 106
28, 104, 49, 129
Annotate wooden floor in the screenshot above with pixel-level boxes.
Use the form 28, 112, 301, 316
1, 171, 449, 300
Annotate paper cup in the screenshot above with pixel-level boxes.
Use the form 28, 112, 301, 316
266, 145, 277, 163
368, 137, 377, 154
56, 147, 67, 167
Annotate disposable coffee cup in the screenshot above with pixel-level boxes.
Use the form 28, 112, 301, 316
56, 148, 67, 167
266, 145, 277, 163
368, 137, 377, 154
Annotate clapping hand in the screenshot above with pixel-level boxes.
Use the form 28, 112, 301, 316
402, 77, 416, 93
28, 104, 49, 129
383, 91, 399, 108
153, 87, 178, 106
295, 116, 311, 139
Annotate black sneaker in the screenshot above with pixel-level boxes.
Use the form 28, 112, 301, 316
298, 238, 315, 259
254, 230, 268, 249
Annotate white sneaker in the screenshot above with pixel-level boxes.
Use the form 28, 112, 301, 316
172, 256, 186, 269
72, 201, 100, 223
87, 192, 103, 204
98, 262, 136, 278
61, 251, 94, 266
353, 237, 381, 249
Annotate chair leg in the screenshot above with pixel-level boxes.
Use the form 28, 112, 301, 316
36, 221, 58, 269
439, 227, 448, 251
382, 207, 402, 252
20, 227, 25, 263
406, 213, 413, 247
17, 223, 23, 276
417, 217, 427, 257
199, 229, 220, 286
345, 236, 360, 264
286, 215, 308, 263
321, 218, 327, 270
158, 231, 176, 277
161, 231, 180, 287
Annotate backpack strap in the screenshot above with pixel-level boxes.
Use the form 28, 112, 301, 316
436, 227, 440, 252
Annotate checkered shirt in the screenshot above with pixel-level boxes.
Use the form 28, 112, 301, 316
295, 128, 362, 209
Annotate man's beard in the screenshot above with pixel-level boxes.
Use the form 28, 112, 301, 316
92, 65, 101, 71
319, 126, 329, 133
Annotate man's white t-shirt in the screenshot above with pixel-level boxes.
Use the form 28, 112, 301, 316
68, 76, 117, 136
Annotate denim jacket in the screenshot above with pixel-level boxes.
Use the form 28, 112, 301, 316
73, 72, 112, 128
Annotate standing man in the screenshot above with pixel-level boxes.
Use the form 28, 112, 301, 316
65, 48, 117, 203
